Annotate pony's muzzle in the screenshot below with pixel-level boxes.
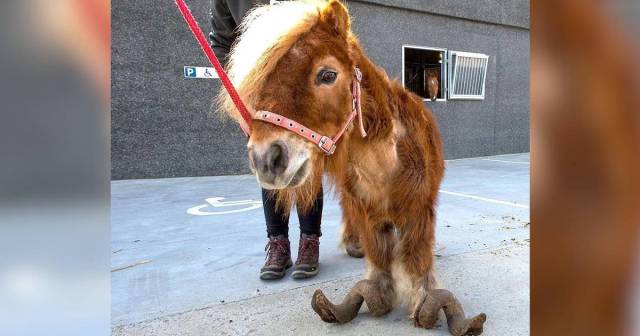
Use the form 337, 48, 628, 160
250, 141, 289, 184
248, 137, 311, 190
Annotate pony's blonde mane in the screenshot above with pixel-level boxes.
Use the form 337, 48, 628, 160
217, 1, 327, 126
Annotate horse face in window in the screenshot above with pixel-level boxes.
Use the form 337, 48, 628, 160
426, 69, 439, 102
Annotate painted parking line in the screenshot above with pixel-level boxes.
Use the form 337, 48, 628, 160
481, 159, 530, 165
444, 153, 529, 163
439, 190, 529, 209
188, 189, 529, 216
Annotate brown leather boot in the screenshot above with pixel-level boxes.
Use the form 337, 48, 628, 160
260, 235, 292, 280
292, 233, 320, 279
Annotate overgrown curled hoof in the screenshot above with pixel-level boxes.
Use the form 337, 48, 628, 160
415, 288, 487, 336
311, 280, 382, 324
311, 290, 338, 323
453, 313, 486, 336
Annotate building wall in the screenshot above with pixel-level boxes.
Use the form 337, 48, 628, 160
111, 0, 529, 180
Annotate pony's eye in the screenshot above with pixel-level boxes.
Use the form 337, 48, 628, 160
317, 69, 338, 85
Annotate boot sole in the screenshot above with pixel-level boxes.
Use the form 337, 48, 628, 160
291, 267, 319, 279
260, 261, 292, 280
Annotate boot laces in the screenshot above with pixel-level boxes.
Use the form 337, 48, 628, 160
264, 237, 288, 263
297, 236, 319, 263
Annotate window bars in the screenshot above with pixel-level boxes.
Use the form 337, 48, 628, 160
402, 46, 489, 101
448, 51, 489, 100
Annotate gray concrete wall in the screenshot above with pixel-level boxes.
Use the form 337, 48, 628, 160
348, 1, 530, 159
111, 0, 529, 180
353, 0, 529, 28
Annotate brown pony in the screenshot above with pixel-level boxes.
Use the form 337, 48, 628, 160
426, 69, 439, 102
219, 1, 485, 334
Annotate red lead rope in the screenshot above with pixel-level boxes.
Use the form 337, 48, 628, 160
175, 0, 252, 136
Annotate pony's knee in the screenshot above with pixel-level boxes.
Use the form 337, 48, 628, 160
361, 223, 396, 270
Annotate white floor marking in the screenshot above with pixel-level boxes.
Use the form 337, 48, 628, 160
187, 197, 263, 216
444, 152, 529, 163
439, 190, 529, 209
481, 159, 530, 165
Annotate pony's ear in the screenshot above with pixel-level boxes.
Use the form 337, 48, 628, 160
320, 0, 351, 38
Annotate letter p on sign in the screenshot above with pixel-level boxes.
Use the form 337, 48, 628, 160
184, 67, 197, 78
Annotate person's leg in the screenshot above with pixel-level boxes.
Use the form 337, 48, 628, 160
260, 188, 292, 280
298, 185, 323, 236
263, 188, 290, 237
292, 186, 323, 279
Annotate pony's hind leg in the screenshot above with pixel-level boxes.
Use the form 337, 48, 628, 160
312, 222, 396, 323
341, 219, 364, 258
339, 197, 364, 258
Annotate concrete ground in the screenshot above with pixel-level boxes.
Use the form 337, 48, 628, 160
111, 153, 530, 335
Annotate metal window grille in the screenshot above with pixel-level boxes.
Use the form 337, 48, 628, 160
449, 51, 489, 100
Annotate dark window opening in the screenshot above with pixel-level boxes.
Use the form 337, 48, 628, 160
403, 47, 445, 101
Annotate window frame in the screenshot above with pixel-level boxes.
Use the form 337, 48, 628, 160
448, 51, 489, 100
401, 45, 448, 102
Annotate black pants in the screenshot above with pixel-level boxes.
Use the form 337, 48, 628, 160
262, 187, 323, 237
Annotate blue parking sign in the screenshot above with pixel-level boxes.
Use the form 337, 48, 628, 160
183, 66, 218, 79
184, 67, 197, 78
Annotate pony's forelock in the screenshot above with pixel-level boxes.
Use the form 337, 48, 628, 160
216, 1, 327, 125
229, 1, 322, 87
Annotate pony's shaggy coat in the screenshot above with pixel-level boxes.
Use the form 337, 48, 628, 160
219, 1, 484, 332
222, 0, 443, 305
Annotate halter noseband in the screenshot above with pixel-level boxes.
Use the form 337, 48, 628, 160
253, 68, 367, 155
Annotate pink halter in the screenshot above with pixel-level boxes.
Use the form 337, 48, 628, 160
254, 68, 367, 155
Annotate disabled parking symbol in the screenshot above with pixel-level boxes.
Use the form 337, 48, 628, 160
187, 197, 262, 216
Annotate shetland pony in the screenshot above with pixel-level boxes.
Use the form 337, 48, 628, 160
219, 1, 485, 334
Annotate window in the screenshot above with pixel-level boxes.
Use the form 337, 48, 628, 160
402, 46, 489, 101
449, 51, 489, 99
403, 46, 446, 101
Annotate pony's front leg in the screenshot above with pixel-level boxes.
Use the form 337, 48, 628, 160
398, 210, 487, 335
312, 222, 396, 323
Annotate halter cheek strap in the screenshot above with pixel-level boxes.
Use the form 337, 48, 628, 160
254, 68, 367, 155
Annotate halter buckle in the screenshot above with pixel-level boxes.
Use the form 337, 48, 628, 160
318, 136, 336, 155
354, 67, 363, 82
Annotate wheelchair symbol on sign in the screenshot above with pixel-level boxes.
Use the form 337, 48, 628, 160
187, 197, 262, 216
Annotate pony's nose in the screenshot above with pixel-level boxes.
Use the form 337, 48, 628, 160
252, 141, 289, 181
